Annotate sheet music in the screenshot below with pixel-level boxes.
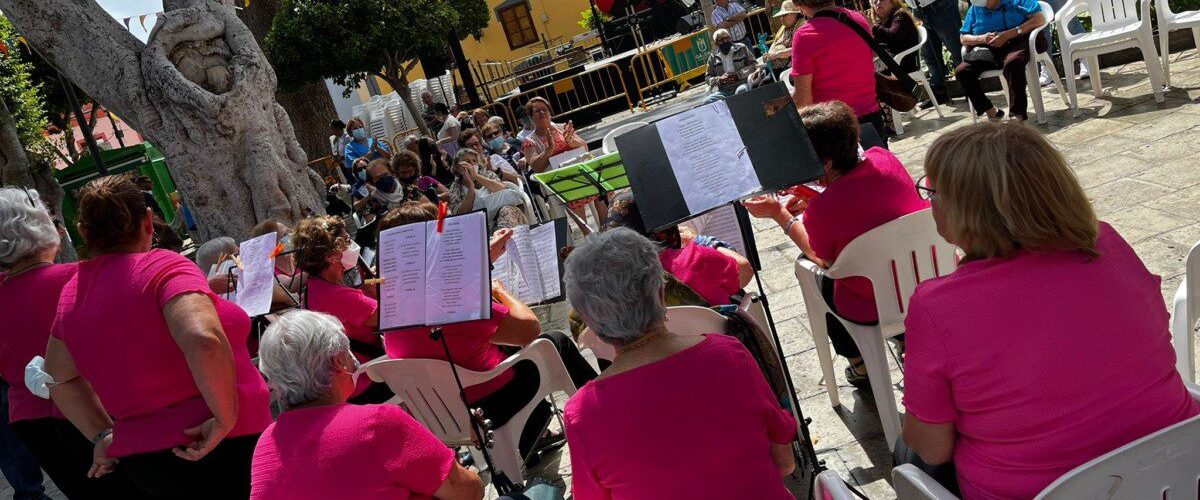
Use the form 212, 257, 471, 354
680, 205, 747, 257
378, 223, 427, 330
233, 232, 277, 316
549, 146, 588, 169
496, 222, 562, 304
657, 101, 761, 214
424, 212, 490, 325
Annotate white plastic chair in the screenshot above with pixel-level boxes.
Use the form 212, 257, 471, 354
362, 338, 577, 484
1058, 0, 1165, 116
963, 1, 1067, 124
577, 305, 728, 363
814, 470, 858, 499
794, 209, 959, 447
893, 385, 1200, 499
1172, 240, 1200, 384
600, 121, 649, 154
891, 26, 945, 136
1158, 0, 1200, 88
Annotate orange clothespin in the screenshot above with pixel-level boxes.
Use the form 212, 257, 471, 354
270, 242, 284, 259
436, 201, 449, 233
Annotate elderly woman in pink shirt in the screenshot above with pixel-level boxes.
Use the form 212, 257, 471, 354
563, 228, 797, 499
251, 310, 483, 500
45, 175, 272, 498
899, 122, 1199, 498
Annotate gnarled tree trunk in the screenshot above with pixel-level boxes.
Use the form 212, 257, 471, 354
0, 0, 325, 242
0, 98, 78, 262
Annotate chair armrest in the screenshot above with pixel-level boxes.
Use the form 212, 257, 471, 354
1186, 382, 1200, 403
1057, 0, 1089, 43
894, 42, 922, 70
1139, 0, 1155, 29
479, 338, 554, 378
892, 464, 960, 500
796, 256, 827, 279
815, 470, 856, 499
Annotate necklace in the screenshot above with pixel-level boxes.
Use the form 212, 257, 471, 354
3, 261, 51, 280
616, 327, 670, 355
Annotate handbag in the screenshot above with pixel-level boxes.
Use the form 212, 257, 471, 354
812, 10, 920, 112
963, 45, 1001, 69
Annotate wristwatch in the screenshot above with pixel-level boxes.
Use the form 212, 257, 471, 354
1017, 26, 1023, 35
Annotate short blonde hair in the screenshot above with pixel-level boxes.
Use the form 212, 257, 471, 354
924, 122, 1098, 260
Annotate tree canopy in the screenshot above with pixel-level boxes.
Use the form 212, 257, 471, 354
0, 16, 53, 166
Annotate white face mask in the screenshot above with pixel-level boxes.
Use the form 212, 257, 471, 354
25, 356, 53, 399
340, 241, 361, 273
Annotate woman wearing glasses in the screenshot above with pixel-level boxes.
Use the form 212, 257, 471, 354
742, 101, 928, 390
520, 97, 606, 231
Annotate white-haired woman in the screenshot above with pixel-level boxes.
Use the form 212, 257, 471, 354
562, 228, 797, 499
0, 187, 143, 498
251, 310, 484, 500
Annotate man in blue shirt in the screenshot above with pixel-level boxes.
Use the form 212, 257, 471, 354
955, 0, 1046, 121
342, 117, 391, 173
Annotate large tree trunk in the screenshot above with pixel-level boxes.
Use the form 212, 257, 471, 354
237, 0, 339, 161
0, 0, 325, 242
0, 99, 78, 262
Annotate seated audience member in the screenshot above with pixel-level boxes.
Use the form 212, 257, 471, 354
563, 229, 796, 500
743, 101, 928, 389
703, 28, 756, 104
377, 202, 597, 456
46, 175, 271, 498
459, 129, 520, 184
520, 97, 605, 231
765, 1, 804, 72
197, 236, 239, 278
790, 0, 886, 144
448, 149, 527, 229
418, 136, 455, 186
342, 117, 391, 171
456, 111, 472, 129
0, 187, 144, 498
515, 109, 537, 143
434, 104, 462, 158
957, 0, 1046, 121
607, 190, 753, 307
392, 150, 448, 204
420, 92, 443, 133
481, 122, 520, 164
251, 219, 297, 283
898, 122, 1200, 497
251, 310, 483, 500
470, 108, 490, 131
291, 216, 391, 404
354, 159, 405, 213
872, 0, 920, 74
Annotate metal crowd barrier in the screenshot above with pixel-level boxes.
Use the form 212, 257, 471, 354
505, 63, 634, 122
630, 27, 716, 106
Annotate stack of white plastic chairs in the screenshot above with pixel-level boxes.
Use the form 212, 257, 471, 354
351, 72, 460, 141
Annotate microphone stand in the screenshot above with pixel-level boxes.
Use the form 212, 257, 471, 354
429, 326, 518, 494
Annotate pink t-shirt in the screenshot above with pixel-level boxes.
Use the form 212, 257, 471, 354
903, 223, 1200, 499
0, 264, 76, 423
306, 278, 382, 397
250, 403, 453, 500
802, 147, 930, 323
791, 8, 880, 117
53, 250, 272, 458
566, 335, 796, 499
660, 242, 740, 306
383, 303, 512, 402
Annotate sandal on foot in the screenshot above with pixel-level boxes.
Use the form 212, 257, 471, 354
844, 361, 871, 392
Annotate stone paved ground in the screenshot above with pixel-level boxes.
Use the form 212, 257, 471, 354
9, 52, 1200, 500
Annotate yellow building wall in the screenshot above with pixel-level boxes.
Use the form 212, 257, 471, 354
371, 0, 594, 98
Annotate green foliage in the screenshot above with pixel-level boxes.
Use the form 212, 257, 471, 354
266, 0, 488, 92
0, 17, 53, 166
579, 8, 611, 31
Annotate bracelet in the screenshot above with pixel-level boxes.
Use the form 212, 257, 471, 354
783, 215, 800, 234
92, 428, 113, 446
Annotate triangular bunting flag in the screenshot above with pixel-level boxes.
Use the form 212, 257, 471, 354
123, 17, 132, 30
138, 14, 147, 31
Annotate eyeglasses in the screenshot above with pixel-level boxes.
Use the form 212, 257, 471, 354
465, 140, 482, 148
915, 175, 936, 200
483, 131, 500, 139
531, 107, 551, 116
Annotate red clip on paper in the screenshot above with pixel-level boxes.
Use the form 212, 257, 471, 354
436, 201, 449, 233
270, 243, 284, 259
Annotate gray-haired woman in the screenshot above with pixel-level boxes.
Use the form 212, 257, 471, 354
562, 228, 797, 499
250, 310, 484, 499
0, 187, 143, 498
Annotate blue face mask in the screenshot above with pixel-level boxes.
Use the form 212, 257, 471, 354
487, 137, 505, 151
374, 175, 398, 193
352, 128, 367, 140
357, 169, 368, 181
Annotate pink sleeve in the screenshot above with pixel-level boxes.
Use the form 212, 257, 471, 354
694, 245, 741, 297
733, 339, 798, 444
149, 251, 213, 307
790, 26, 816, 77
339, 289, 379, 336
901, 292, 958, 424
564, 404, 612, 500
374, 404, 455, 495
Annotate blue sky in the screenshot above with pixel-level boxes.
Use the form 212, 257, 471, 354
97, 0, 163, 42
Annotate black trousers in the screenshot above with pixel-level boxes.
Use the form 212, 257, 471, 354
11, 418, 147, 500
894, 436, 961, 496
818, 274, 886, 360
956, 34, 1048, 119
859, 111, 890, 149
119, 434, 259, 499
471, 331, 597, 457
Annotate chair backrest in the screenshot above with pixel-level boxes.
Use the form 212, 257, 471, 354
892, 464, 961, 500
1034, 414, 1200, 499
823, 209, 958, 335
1172, 240, 1200, 384
894, 25, 927, 71
1039, 0, 1056, 24
578, 305, 728, 362
1082, 0, 1141, 30
814, 470, 859, 500
601, 121, 649, 154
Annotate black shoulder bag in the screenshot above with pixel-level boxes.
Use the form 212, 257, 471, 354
813, 9, 920, 112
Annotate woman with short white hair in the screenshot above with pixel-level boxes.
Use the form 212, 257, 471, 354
0, 187, 143, 498
562, 228, 797, 500
250, 310, 483, 500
